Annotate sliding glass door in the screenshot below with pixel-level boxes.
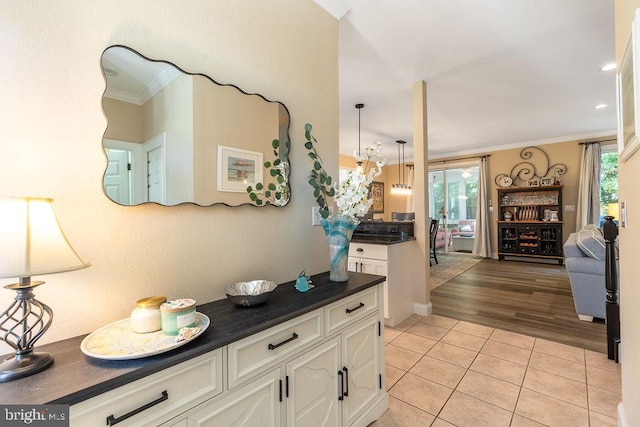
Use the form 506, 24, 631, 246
429, 164, 479, 253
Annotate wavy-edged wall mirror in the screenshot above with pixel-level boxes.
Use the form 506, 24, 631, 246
101, 45, 291, 207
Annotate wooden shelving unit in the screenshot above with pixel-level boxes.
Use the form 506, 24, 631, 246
497, 185, 564, 265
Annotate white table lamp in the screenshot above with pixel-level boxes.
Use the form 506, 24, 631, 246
0, 197, 90, 382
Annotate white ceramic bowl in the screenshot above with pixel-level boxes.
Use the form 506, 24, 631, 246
225, 280, 277, 307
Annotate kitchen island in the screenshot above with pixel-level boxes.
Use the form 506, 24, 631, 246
349, 220, 416, 327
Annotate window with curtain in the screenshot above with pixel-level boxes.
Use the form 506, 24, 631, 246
600, 147, 618, 225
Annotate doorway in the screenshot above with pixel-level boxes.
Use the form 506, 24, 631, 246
429, 164, 479, 254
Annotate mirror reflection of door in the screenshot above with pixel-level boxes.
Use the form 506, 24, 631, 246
147, 146, 163, 204
104, 148, 132, 205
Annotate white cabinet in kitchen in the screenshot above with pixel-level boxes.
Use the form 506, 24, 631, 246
348, 242, 414, 326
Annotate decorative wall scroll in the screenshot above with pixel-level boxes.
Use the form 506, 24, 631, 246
494, 146, 567, 187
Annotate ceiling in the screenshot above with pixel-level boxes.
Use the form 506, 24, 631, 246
332, 0, 617, 163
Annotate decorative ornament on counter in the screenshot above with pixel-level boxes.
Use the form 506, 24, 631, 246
130, 296, 167, 333
160, 299, 196, 336
295, 269, 314, 292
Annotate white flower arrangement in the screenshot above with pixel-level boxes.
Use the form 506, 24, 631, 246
304, 124, 385, 221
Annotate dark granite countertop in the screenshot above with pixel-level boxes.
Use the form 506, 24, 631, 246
351, 235, 416, 245
0, 272, 385, 405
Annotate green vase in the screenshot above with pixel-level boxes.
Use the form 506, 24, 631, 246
321, 214, 359, 282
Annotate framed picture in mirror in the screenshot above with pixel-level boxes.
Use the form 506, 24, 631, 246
217, 145, 263, 192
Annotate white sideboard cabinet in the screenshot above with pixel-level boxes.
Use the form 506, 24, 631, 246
164, 286, 387, 427
1, 274, 387, 427
348, 242, 414, 327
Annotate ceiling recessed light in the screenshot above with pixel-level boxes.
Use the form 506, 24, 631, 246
594, 104, 608, 109
600, 63, 616, 71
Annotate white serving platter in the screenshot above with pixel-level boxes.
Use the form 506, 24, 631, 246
80, 312, 209, 360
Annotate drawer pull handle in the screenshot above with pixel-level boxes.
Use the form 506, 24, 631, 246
356, 248, 364, 252
106, 390, 168, 426
343, 367, 349, 397
268, 332, 299, 350
345, 302, 365, 314
338, 370, 345, 400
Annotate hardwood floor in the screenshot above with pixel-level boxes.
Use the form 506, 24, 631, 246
430, 256, 607, 353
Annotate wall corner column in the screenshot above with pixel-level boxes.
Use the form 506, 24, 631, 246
412, 80, 430, 312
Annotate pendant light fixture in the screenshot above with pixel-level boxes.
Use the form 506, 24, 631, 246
355, 103, 364, 172
391, 140, 412, 195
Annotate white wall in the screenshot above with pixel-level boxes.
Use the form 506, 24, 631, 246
614, 2, 640, 426
0, 0, 338, 352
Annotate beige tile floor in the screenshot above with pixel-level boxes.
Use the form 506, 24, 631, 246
372, 314, 621, 427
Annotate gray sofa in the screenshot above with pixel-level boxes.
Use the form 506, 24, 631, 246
563, 225, 615, 321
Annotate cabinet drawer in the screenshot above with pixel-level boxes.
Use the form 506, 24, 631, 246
349, 243, 388, 261
71, 349, 223, 427
519, 246, 538, 255
325, 287, 379, 336
227, 309, 322, 388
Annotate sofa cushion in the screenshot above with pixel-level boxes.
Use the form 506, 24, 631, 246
563, 232, 586, 258
576, 227, 606, 261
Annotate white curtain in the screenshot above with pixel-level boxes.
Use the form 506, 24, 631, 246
576, 143, 601, 231
473, 156, 492, 257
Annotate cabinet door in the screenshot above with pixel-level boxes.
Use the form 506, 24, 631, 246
498, 224, 518, 253
285, 337, 341, 427
342, 316, 381, 426
359, 259, 388, 319
186, 369, 281, 427
539, 225, 562, 256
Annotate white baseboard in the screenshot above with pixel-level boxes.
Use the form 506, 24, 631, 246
618, 402, 628, 427
413, 302, 432, 316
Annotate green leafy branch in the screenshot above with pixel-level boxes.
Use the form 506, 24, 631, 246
304, 123, 335, 219
246, 139, 290, 206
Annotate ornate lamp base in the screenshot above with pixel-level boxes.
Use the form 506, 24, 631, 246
0, 351, 54, 382
0, 279, 54, 382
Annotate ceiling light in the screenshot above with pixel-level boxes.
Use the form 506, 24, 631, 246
391, 140, 412, 195
600, 63, 616, 71
354, 103, 364, 172
594, 104, 608, 109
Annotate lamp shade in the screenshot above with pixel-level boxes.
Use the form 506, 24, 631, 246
608, 202, 619, 220
0, 197, 89, 279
